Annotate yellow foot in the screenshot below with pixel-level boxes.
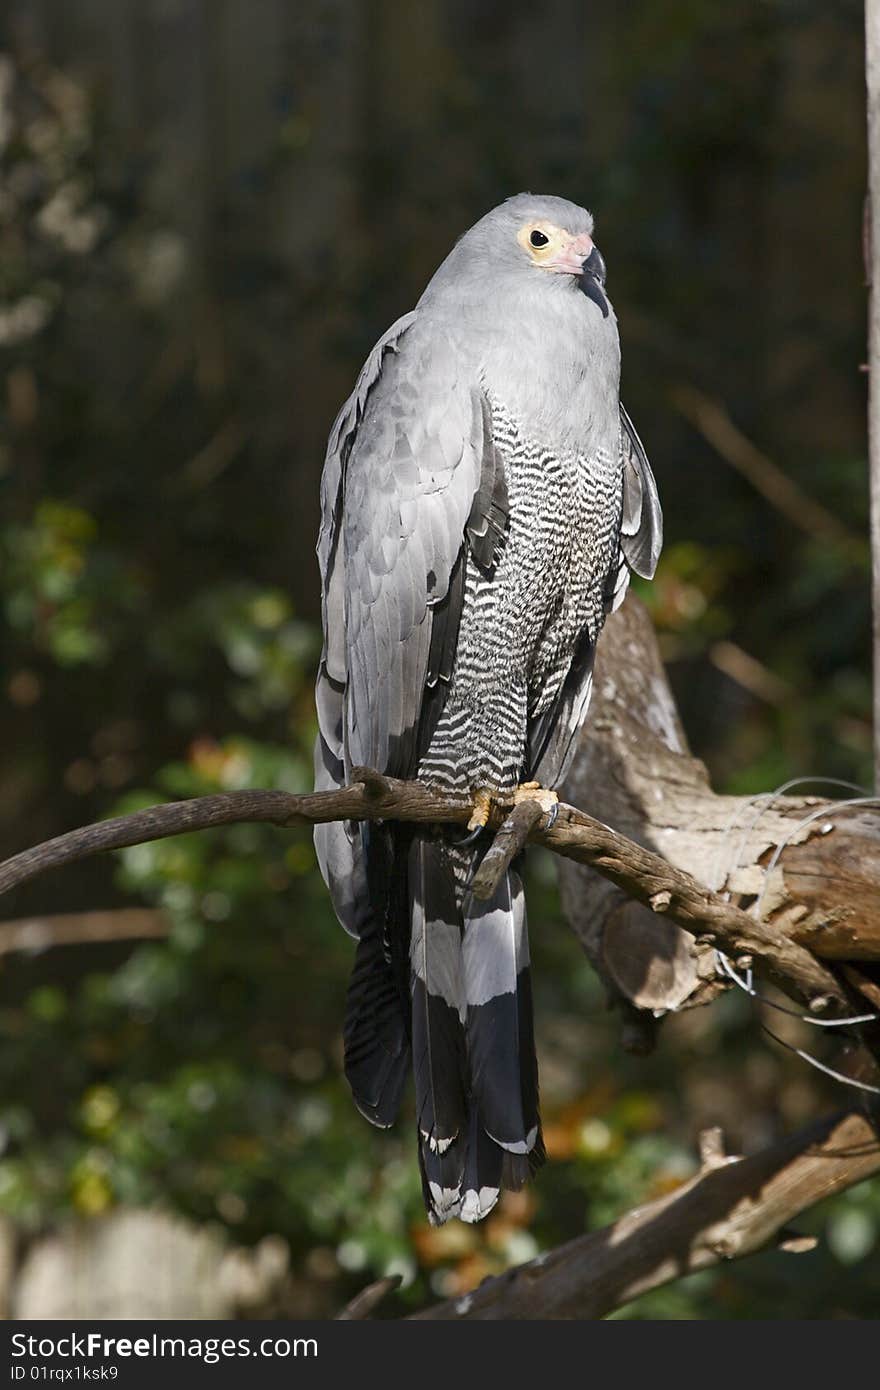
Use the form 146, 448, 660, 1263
512, 782, 558, 823
467, 788, 494, 833
465, 784, 559, 838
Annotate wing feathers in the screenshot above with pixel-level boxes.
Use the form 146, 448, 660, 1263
340, 332, 487, 778
619, 403, 662, 580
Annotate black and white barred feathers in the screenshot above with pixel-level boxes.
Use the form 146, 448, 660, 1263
314, 194, 662, 1224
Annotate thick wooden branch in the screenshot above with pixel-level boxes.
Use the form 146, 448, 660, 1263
0, 781, 465, 899
544, 804, 848, 1012
412, 1105, 880, 1320
0, 760, 858, 1019
559, 598, 880, 1031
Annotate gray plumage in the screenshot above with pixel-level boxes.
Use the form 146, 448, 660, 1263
314, 194, 661, 1223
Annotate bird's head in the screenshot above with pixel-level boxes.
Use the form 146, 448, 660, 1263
512, 205, 608, 318
424, 193, 610, 320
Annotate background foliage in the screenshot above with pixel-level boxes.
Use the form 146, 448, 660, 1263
0, 0, 877, 1317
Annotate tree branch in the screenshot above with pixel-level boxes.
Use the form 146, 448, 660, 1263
411, 1105, 880, 1319
336, 1275, 402, 1320
471, 799, 545, 900
0, 908, 169, 957
673, 383, 862, 552
0, 764, 859, 1019
0, 779, 471, 900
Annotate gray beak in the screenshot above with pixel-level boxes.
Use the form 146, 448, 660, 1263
579, 246, 609, 318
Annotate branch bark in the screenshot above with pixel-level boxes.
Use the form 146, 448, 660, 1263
471, 799, 546, 900
411, 1105, 880, 1319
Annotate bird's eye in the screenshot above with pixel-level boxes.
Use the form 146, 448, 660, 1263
529, 229, 549, 248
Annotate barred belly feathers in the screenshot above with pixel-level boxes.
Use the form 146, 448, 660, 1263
313, 194, 662, 1224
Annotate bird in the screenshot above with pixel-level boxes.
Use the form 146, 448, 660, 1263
314, 193, 661, 1225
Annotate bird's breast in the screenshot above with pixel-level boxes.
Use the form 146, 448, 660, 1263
486, 392, 623, 628
478, 308, 620, 454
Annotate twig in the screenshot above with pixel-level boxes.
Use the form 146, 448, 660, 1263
0, 908, 169, 958
673, 384, 861, 551
697, 1125, 730, 1170
336, 1275, 401, 1320
470, 799, 545, 900
411, 1105, 880, 1319
842, 963, 880, 1011
709, 640, 793, 707
179, 415, 247, 491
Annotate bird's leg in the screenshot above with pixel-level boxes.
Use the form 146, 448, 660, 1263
460, 783, 559, 846
456, 788, 495, 845
512, 781, 559, 830
463, 781, 559, 886
465, 788, 494, 835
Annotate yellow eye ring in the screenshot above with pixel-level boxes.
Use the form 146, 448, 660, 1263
517, 221, 566, 260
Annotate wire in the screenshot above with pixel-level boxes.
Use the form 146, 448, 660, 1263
759, 1023, 880, 1096
715, 951, 879, 1027
709, 777, 866, 897
709, 778, 880, 1096
755, 794, 880, 919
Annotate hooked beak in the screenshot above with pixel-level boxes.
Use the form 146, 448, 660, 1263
546, 233, 609, 318
579, 245, 609, 319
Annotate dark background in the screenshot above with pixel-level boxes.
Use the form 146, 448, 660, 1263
0, 0, 877, 1317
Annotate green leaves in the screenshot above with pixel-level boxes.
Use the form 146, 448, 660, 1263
2, 500, 139, 666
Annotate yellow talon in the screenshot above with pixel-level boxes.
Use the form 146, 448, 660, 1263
467, 788, 494, 833
465, 783, 558, 837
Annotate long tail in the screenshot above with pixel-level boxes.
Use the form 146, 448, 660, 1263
409, 837, 469, 1222
410, 836, 544, 1225
342, 823, 410, 1128
461, 858, 544, 1216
